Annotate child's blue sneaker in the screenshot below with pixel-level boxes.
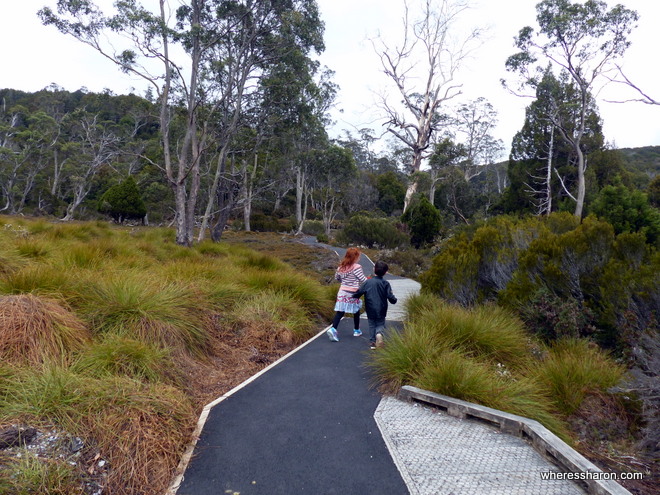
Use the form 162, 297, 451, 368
326, 327, 339, 342
353, 329, 362, 337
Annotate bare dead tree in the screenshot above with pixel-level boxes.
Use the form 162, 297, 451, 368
374, 0, 481, 212
524, 125, 555, 216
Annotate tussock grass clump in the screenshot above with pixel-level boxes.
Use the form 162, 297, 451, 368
0, 450, 82, 494
242, 270, 334, 317
0, 294, 91, 365
228, 291, 315, 344
368, 324, 437, 393
416, 348, 495, 402
0, 250, 25, 277
411, 301, 530, 367
0, 264, 77, 300
72, 334, 181, 385
533, 338, 625, 415
82, 273, 212, 356
195, 240, 231, 257
57, 238, 125, 269
43, 223, 105, 242
0, 365, 195, 495
404, 292, 443, 323
240, 251, 286, 271
15, 239, 51, 259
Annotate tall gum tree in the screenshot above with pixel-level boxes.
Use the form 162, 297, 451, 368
40, 0, 326, 245
374, 0, 481, 212
504, 0, 638, 218
39, 0, 208, 245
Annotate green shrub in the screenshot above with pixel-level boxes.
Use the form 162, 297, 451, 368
377, 247, 431, 279
301, 220, 325, 236
591, 178, 660, 245
402, 196, 442, 248
337, 215, 409, 249
250, 212, 291, 232
316, 233, 329, 243
519, 288, 596, 343
421, 215, 541, 305
98, 176, 147, 223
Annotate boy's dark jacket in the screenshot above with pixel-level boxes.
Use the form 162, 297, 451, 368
353, 276, 397, 321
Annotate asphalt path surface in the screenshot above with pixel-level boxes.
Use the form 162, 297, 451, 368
176, 318, 408, 495
177, 238, 408, 494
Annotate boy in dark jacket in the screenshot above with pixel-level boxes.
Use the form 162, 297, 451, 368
353, 260, 397, 349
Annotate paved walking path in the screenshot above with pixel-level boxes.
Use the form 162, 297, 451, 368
170, 240, 588, 495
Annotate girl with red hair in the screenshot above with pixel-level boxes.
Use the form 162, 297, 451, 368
326, 247, 367, 342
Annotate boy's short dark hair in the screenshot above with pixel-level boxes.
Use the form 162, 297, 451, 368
374, 260, 389, 277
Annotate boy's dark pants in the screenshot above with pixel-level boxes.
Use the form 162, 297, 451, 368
367, 318, 386, 343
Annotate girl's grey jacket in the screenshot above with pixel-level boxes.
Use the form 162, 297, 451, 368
352, 276, 397, 321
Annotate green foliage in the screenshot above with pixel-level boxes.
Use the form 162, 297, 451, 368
301, 219, 325, 236
376, 247, 431, 279
98, 176, 147, 223
590, 178, 660, 245
618, 146, 660, 188
646, 174, 660, 208
402, 196, 442, 248
519, 288, 596, 343
375, 171, 406, 215
421, 213, 659, 355
250, 213, 292, 232
420, 215, 546, 305
337, 214, 409, 249
533, 338, 625, 415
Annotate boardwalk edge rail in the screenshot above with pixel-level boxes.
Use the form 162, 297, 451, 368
398, 385, 633, 495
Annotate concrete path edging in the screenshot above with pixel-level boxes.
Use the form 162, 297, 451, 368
398, 385, 632, 495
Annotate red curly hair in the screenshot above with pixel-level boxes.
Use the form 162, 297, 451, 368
338, 247, 361, 271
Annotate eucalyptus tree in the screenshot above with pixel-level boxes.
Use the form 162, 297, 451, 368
0, 105, 62, 214
374, 0, 481, 212
59, 110, 121, 221
40, 0, 205, 243
40, 0, 326, 245
308, 143, 356, 236
427, 137, 466, 207
507, 69, 604, 216
0, 104, 30, 213
258, 54, 335, 235
451, 98, 504, 183
194, 0, 324, 241
505, 0, 638, 218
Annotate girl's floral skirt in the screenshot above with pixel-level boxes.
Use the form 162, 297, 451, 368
334, 289, 362, 313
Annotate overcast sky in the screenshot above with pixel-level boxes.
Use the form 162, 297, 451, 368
3, 0, 659, 157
